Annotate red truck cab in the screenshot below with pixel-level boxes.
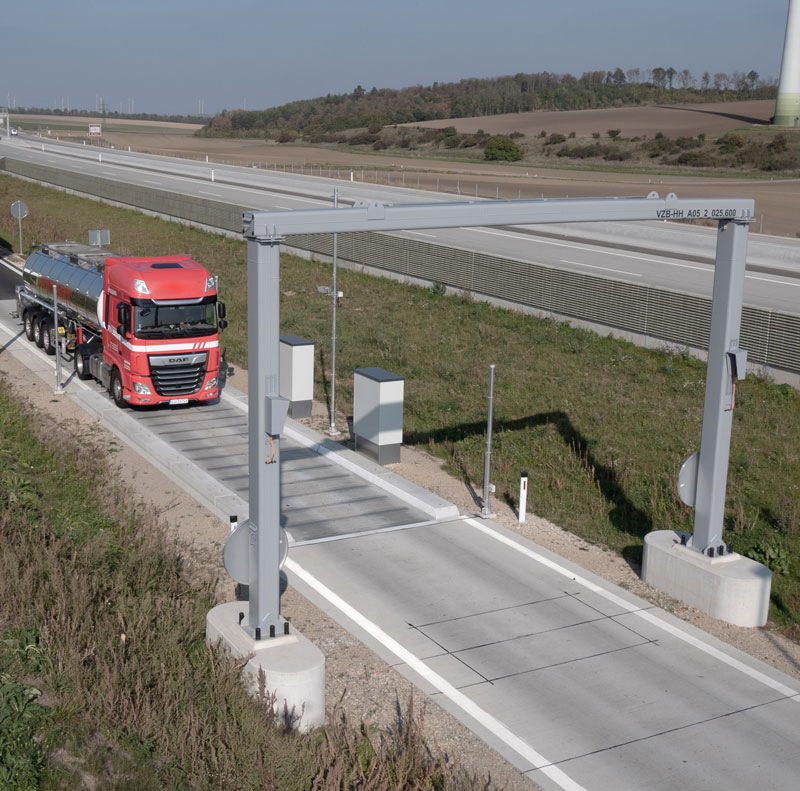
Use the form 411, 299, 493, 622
102, 255, 224, 407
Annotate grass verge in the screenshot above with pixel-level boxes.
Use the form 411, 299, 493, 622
0, 376, 483, 790
1, 173, 799, 637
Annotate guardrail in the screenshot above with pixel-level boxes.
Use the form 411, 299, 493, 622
3, 156, 798, 379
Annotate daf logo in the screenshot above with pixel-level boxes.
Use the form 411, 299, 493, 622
149, 351, 208, 368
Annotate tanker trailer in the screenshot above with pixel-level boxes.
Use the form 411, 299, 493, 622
16, 241, 227, 408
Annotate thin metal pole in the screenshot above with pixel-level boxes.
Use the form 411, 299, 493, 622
481, 364, 496, 516
329, 188, 340, 435
52, 285, 62, 393
17, 214, 23, 254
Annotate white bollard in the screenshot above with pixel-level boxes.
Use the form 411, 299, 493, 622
518, 471, 528, 523
211, 169, 215, 182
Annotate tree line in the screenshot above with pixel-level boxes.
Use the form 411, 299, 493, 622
198, 67, 777, 138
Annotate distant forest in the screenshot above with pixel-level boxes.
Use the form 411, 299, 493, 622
8, 108, 207, 125
198, 67, 777, 138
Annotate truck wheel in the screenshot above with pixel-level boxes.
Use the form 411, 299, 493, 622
23, 311, 37, 341
34, 318, 46, 348
74, 351, 91, 381
110, 369, 127, 408
41, 321, 55, 355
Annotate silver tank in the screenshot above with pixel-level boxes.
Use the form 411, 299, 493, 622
22, 242, 117, 328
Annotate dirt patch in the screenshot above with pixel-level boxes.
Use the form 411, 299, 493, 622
405, 100, 776, 138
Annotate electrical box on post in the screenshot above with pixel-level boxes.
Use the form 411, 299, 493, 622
265, 394, 290, 436
728, 349, 748, 381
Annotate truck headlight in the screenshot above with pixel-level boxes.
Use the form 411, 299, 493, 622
204, 377, 218, 390
133, 382, 152, 395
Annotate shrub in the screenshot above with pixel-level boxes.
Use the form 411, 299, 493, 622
675, 151, 719, 167
592, 132, 601, 139
484, 136, 524, 161
607, 129, 621, 139
675, 136, 703, 150
556, 143, 605, 159
717, 133, 746, 154
277, 131, 296, 143
545, 133, 567, 145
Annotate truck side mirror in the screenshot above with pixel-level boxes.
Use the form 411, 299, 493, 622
217, 301, 227, 319
218, 319, 228, 331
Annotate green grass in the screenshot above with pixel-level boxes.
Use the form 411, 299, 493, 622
0, 378, 482, 790
1, 173, 799, 637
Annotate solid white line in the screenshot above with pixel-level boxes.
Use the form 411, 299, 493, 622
462, 226, 715, 272
199, 191, 223, 197
0, 259, 22, 276
463, 518, 800, 702
285, 557, 589, 791
143, 179, 162, 185
746, 274, 800, 287
405, 230, 438, 238
560, 259, 642, 277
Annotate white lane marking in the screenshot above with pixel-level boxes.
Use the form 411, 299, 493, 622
285, 557, 589, 791
271, 195, 330, 206
288, 515, 470, 547
199, 190, 223, 197
1, 259, 22, 276
405, 230, 438, 238
462, 226, 716, 273
143, 179, 162, 185
746, 274, 800, 287
601, 250, 711, 272
464, 518, 800, 702
560, 259, 642, 277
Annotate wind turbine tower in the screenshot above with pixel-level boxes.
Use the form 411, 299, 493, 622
775, 0, 800, 125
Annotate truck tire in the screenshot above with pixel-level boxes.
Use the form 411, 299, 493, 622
41, 321, 56, 355
74, 351, 91, 381
110, 369, 127, 408
34, 318, 46, 348
23, 311, 37, 341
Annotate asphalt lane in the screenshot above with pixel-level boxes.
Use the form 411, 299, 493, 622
3, 136, 800, 313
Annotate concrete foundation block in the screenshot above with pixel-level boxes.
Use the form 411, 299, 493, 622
206, 601, 325, 731
642, 530, 772, 627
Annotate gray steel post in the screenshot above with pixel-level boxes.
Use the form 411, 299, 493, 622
481, 364, 496, 516
691, 219, 750, 554
246, 236, 283, 637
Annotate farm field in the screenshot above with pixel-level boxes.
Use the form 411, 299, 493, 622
8, 101, 800, 237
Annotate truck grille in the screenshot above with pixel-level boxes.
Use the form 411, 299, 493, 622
149, 352, 208, 397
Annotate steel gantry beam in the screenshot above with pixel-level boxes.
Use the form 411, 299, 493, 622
241, 193, 754, 633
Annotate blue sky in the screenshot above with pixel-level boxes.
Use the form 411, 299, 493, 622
1, 0, 790, 116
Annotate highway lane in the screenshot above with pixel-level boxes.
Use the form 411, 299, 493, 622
3, 135, 800, 314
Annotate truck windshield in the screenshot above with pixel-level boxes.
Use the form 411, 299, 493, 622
133, 300, 217, 339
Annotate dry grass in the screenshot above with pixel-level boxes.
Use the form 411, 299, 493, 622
0, 377, 485, 790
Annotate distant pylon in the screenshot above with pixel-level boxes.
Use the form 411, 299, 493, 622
775, 0, 800, 125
